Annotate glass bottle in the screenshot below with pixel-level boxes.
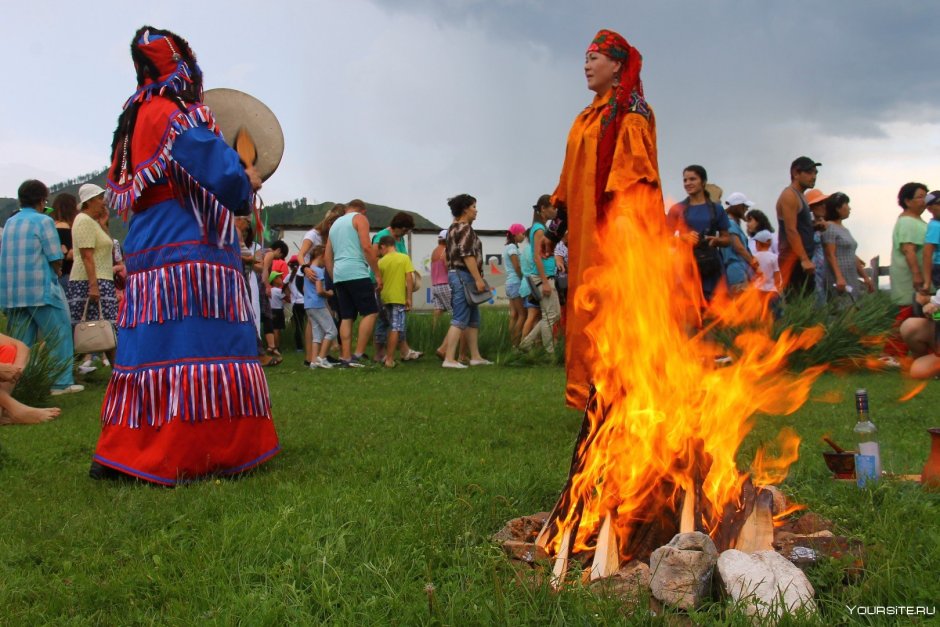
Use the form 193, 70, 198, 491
853, 388, 881, 477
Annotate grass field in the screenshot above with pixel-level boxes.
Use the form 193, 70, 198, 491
1, 314, 938, 624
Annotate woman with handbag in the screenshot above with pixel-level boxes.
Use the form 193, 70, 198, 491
67, 184, 118, 367
441, 194, 492, 368
519, 194, 562, 354
666, 165, 731, 303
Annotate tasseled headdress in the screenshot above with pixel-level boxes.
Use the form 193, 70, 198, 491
107, 27, 243, 246
587, 29, 649, 212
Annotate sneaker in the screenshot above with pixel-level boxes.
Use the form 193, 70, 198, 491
469, 358, 493, 366
50, 384, 85, 396
442, 360, 468, 369
102, 357, 111, 367
316, 357, 333, 369
352, 353, 369, 364
325, 355, 341, 364
78, 363, 97, 375
340, 359, 365, 369
303, 360, 312, 368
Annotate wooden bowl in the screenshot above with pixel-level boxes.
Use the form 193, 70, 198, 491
823, 452, 856, 478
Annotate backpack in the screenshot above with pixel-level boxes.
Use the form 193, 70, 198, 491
682, 199, 723, 279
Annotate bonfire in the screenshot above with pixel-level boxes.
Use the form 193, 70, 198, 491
531, 195, 826, 586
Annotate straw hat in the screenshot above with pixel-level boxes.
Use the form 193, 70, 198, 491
705, 183, 723, 203
203, 88, 284, 181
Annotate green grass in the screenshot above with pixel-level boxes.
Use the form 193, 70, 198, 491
1, 325, 938, 624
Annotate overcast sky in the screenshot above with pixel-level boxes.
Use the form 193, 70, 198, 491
2, 0, 938, 262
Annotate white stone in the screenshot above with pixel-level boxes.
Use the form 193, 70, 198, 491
717, 549, 817, 623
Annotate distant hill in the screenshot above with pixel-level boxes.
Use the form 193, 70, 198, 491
264, 199, 440, 231
1, 172, 440, 242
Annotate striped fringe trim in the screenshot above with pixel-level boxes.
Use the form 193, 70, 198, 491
121, 62, 194, 110
106, 105, 239, 247
166, 158, 237, 246
118, 262, 253, 328
102, 360, 271, 428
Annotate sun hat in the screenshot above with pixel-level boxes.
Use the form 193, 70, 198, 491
77, 183, 106, 206
753, 230, 774, 243
804, 189, 830, 206
268, 270, 283, 283
438, 229, 448, 240
724, 192, 755, 208
705, 183, 723, 203
508, 223, 526, 236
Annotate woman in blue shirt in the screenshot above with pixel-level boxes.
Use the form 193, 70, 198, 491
666, 165, 730, 302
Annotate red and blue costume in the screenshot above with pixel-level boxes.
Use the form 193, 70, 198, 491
92, 28, 279, 484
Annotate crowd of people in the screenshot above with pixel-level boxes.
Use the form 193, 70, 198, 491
0, 25, 936, 488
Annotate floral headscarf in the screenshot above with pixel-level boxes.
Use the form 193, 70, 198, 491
587, 30, 648, 213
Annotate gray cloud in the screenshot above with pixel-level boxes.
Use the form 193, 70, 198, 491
2, 0, 938, 261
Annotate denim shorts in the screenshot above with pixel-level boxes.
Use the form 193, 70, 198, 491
505, 281, 521, 300
374, 303, 407, 342
448, 269, 481, 329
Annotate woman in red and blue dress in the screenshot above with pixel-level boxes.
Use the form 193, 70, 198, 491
89, 26, 279, 485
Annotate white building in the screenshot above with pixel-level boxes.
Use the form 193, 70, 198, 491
273, 226, 518, 310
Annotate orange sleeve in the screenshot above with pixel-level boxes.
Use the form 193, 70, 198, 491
605, 114, 660, 194
551, 114, 589, 207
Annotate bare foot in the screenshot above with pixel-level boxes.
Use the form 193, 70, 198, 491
0, 405, 60, 425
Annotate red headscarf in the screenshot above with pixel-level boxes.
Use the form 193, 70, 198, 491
587, 29, 647, 213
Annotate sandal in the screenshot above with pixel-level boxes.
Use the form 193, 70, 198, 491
266, 346, 282, 358
402, 350, 423, 361
260, 350, 282, 367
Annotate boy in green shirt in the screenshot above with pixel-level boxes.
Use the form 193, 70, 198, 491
376, 236, 414, 368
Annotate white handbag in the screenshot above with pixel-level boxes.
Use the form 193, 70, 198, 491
73, 299, 117, 354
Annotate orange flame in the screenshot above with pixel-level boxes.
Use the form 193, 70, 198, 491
899, 381, 928, 402
547, 192, 824, 559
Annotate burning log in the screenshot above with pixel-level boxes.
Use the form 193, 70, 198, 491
589, 511, 619, 581
535, 388, 600, 554
733, 487, 775, 553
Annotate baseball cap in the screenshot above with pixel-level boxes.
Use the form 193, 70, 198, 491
724, 192, 755, 208
288, 255, 298, 264
753, 230, 774, 243
925, 190, 940, 206
508, 223, 526, 236
791, 156, 821, 172
804, 189, 830, 206
438, 229, 448, 240
78, 183, 106, 206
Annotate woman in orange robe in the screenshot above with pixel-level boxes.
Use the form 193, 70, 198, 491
550, 30, 664, 409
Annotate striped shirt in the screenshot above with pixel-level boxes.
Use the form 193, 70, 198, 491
0, 207, 63, 309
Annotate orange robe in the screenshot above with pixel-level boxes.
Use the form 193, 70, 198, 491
551, 91, 663, 409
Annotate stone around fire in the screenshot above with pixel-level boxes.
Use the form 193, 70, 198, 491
717, 549, 817, 623
649, 532, 719, 610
